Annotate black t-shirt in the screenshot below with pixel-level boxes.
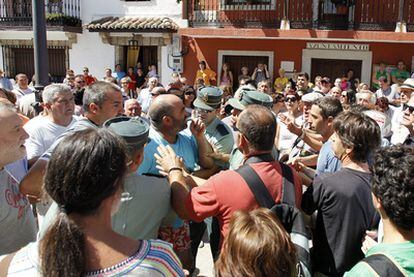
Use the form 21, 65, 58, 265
136, 75, 146, 89
74, 88, 85, 105
301, 168, 377, 276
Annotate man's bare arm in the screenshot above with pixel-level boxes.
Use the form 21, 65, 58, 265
20, 159, 47, 201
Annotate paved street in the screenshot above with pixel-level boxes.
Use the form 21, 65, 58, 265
194, 242, 214, 277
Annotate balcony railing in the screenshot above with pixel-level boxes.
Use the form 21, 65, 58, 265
0, 0, 81, 31
187, 0, 414, 31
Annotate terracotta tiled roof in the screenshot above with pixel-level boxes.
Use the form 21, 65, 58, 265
86, 16, 179, 32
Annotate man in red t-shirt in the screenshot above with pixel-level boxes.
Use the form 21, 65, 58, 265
155, 105, 302, 248
82, 67, 97, 86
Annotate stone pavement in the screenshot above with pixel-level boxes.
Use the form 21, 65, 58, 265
193, 242, 214, 277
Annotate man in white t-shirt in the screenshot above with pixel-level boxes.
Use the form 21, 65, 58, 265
24, 84, 76, 166
12, 74, 33, 102
23, 84, 77, 223
0, 102, 37, 255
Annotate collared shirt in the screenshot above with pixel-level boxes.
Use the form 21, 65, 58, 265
205, 117, 234, 169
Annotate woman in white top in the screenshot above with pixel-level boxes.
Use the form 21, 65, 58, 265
4, 128, 184, 277
276, 91, 303, 159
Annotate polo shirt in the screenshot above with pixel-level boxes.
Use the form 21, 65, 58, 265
185, 161, 302, 246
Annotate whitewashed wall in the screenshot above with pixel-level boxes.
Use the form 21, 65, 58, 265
68, 31, 115, 79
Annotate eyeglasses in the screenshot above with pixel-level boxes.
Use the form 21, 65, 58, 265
285, 97, 298, 103
341, 94, 347, 97
273, 95, 285, 103
185, 91, 195, 95
403, 104, 414, 114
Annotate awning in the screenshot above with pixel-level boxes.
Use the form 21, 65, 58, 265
86, 16, 179, 33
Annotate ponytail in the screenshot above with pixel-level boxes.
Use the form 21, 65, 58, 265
40, 212, 85, 277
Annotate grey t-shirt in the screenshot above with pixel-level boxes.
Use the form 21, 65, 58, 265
0, 169, 37, 255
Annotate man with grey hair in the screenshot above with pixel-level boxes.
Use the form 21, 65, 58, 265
139, 76, 158, 114
0, 102, 37, 255
24, 84, 77, 166
20, 81, 123, 200
356, 90, 376, 107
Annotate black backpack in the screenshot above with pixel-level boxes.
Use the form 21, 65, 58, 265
236, 155, 312, 277
362, 253, 405, 276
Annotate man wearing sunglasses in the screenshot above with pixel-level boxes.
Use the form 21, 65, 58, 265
391, 78, 414, 133
391, 96, 414, 145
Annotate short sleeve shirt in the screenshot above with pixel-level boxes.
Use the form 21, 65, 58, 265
316, 140, 341, 176
138, 127, 199, 176
195, 69, 216, 86
0, 169, 37, 255
391, 69, 410, 81
184, 162, 302, 246
344, 240, 414, 276
205, 117, 234, 169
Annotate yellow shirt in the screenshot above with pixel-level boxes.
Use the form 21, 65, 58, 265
273, 77, 289, 92
195, 68, 216, 86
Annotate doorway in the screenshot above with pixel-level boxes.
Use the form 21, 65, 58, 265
311, 58, 362, 83
124, 45, 158, 74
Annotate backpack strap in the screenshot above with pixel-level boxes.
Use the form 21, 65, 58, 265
363, 254, 405, 277
0, 252, 17, 277
279, 163, 296, 206
237, 164, 275, 209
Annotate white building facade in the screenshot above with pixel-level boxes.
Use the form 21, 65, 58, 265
0, 0, 187, 85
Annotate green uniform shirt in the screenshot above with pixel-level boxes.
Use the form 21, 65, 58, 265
345, 240, 414, 276
229, 146, 279, 170
205, 117, 234, 169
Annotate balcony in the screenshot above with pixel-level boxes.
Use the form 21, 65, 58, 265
187, 0, 414, 31
0, 0, 82, 32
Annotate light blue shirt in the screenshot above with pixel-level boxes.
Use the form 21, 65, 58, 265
316, 140, 341, 176
138, 127, 199, 176
0, 77, 13, 90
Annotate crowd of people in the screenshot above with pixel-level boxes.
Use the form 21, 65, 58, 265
0, 59, 413, 277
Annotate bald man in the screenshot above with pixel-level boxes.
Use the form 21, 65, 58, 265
137, 94, 214, 176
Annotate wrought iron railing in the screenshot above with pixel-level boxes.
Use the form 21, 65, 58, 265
187, 0, 414, 31
0, 0, 81, 28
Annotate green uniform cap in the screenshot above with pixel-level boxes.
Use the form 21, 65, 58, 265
193, 86, 223, 111
227, 87, 273, 111
103, 116, 150, 149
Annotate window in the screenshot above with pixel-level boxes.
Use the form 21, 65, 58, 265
226, 0, 271, 4
221, 0, 275, 10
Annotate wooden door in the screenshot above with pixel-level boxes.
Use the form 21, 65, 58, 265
223, 55, 269, 91
311, 58, 362, 83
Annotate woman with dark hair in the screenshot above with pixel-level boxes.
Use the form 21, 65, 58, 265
5, 128, 184, 276
301, 110, 381, 276
341, 89, 357, 106
215, 208, 297, 277
182, 85, 196, 114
